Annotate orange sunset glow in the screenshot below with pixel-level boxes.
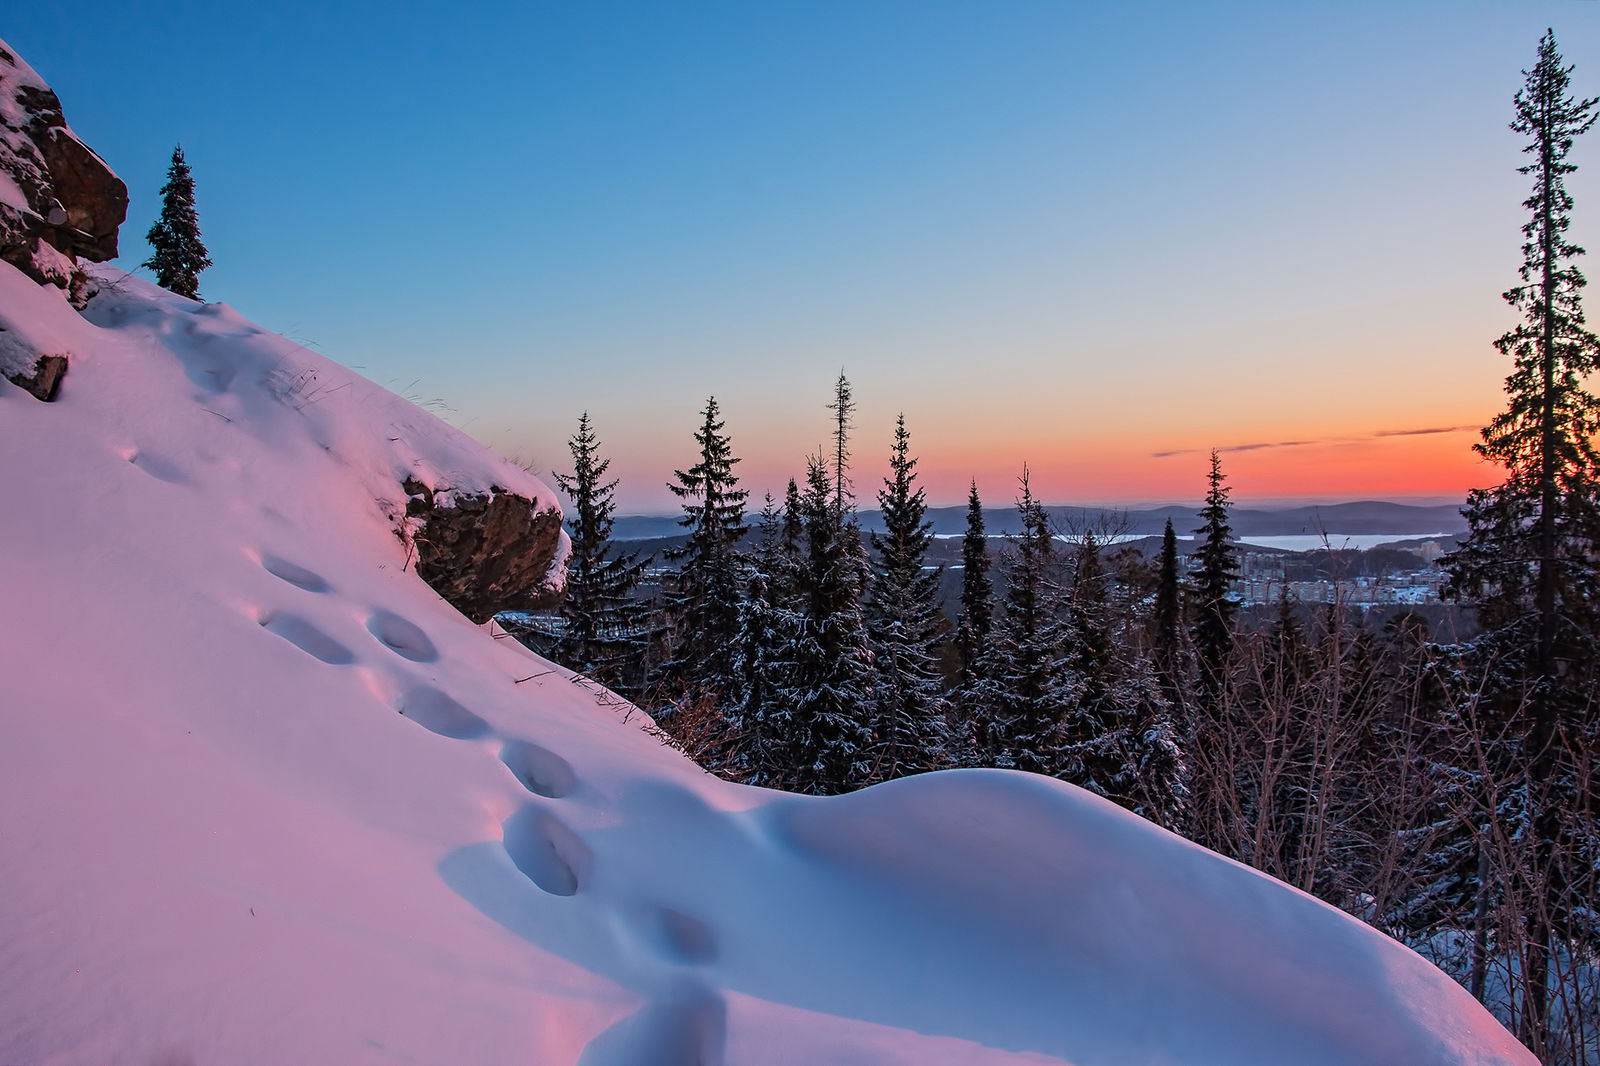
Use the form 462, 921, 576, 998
10, 5, 1600, 1064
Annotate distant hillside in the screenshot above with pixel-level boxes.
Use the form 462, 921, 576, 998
609, 500, 1467, 541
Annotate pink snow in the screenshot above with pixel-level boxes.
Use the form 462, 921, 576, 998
0, 260, 1533, 1065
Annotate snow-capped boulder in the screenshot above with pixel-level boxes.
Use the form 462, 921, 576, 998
0, 257, 72, 399
402, 474, 566, 623
1, 346, 65, 400
0, 36, 127, 297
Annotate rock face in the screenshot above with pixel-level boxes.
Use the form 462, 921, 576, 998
402, 477, 565, 624
3, 350, 66, 400
0, 37, 128, 297
0, 308, 68, 401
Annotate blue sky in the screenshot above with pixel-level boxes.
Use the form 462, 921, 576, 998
8, 2, 1600, 511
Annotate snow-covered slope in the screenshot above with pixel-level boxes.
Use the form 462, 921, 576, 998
0, 263, 1533, 1066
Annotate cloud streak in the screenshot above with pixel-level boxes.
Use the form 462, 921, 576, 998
1371, 424, 1480, 438
1151, 423, 1478, 459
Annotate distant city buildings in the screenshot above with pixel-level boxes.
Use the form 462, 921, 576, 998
1232, 542, 1448, 607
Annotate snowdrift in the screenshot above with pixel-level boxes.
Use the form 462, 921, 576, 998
0, 262, 1533, 1065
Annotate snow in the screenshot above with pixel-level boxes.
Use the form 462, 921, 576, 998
0, 39, 51, 218
0, 168, 27, 214
0, 44, 45, 237
0, 260, 1534, 1066
0, 35, 49, 128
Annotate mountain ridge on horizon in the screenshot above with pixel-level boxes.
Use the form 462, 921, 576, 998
607, 499, 1470, 540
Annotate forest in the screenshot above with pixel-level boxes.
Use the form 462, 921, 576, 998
504, 32, 1600, 1065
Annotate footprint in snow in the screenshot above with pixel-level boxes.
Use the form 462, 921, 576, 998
259, 553, 330, 594
124, 449, 189, 486
394, 684, 490, 740
258, 611, 355, 666
366, 609, 438, 663
500, 739, 577, 799
502, 803, 591, 897
175, 343, 237, 393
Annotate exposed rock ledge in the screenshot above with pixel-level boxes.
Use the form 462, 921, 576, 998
0, 36, 128, 299
402, 476, 566, 624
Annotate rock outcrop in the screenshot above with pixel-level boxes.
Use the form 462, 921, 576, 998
0, 306, 68, 401
402, 477, 566, 624
2, 349, 66, 400
0, 37, 127, 299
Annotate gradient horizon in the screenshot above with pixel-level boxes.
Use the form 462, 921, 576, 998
7, 1, 1597, 512
585, 407, 1495, 516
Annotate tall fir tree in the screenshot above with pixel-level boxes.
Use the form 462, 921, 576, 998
864, 415, 948, 781
660, 396, 749, 699
783, 455, 876, 793
1056, 532, 1188, 829
827, 371, 855, 514
1060, 532, 1120, 791
1191, 450, 1239, 713
1152, 517, 1185, 701
952, 480, 996, 766
728, 496, 805, 787
143, 146, 212, 300
955, 479, 994, 679
551, 413, 652, 693
781, 477, 805, 558
973, 468, 1076, 775
1442, 30, 1600, 1052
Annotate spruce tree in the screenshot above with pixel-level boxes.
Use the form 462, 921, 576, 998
950, 481, 996, 767
729, 496, 805, 786
551, 413, 651, 693
1117, 680, 1189, 832
1442, 30, 1600, 1051
1191, 450, 1239, 713
781, 476, 805, 560
1068, 534, 1113, 698
143, 145, 212, 300
827, 371, 855, 514
1060, 532, 1120, 791
660, 396, 749, 699
783, 455, 875, 793
864, 415, 948, 781
955, 480, 994, 685
1057, 532, 1188, 828
973, 468, 1076, 775
1152, 518, 1185, 701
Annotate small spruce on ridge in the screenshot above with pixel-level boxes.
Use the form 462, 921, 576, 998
143, 145, 212, 300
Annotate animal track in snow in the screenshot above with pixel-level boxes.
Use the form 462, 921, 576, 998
259, 611, 355, 665
499, 739, 577, 799
125, 449, 188, 486
191, 356, 236, 393
177, 335, 238, 393
259, 553, 330, 594
501, 804, 590, 897
394, 684, 489, 740
366, 609, 438, 663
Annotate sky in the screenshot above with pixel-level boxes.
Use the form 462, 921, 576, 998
8, 1, 1600, 512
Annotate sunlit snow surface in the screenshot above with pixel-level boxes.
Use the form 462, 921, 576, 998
0, 263, 1532, 1065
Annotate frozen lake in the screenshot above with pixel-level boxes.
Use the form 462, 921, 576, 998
937, 532, 1455, 551
1231, 533, 1453, 552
